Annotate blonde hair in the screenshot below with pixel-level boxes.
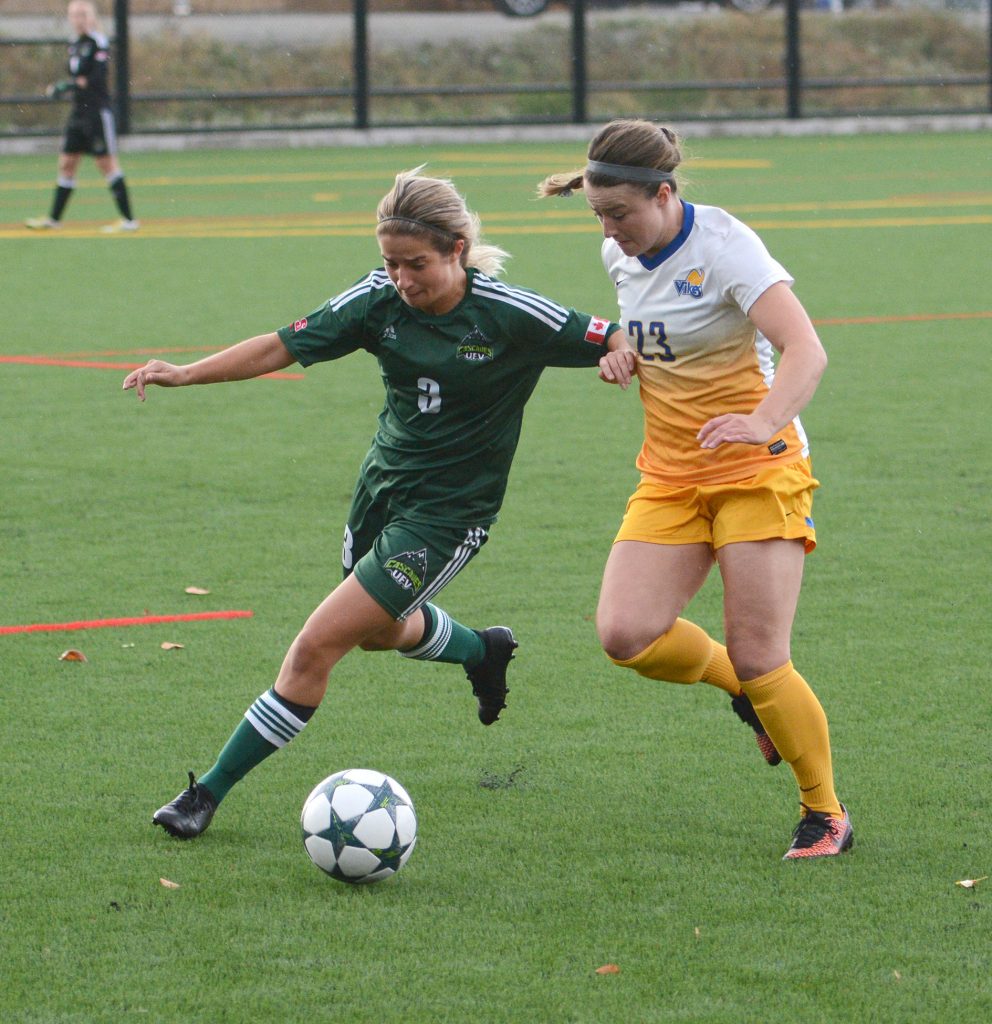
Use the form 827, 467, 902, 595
538, 119, 684, 199
68, 0, 101, 33
376, 167, 510, 278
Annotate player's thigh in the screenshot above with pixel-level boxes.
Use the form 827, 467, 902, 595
57, 151, 82, 176
297, 573, 399, 656
597, 540, 714, 656
717, 538, 805, 679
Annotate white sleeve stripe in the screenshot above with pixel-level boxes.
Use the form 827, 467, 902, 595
475, 278, 569, 325
472, 279, 569, 322
330, 270, 392, 312
471, 283, 568, 331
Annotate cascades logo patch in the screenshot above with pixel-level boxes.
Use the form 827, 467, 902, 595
384, 548, 428, 592
457, 327, 494, 363
674, 268, 705, 299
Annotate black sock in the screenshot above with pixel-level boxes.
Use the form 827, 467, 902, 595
50, 183, 73, 221
108, 175, 133, 220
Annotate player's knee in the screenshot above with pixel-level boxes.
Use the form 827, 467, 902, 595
598, 618, 663, 663
287, 629, 340, 680
726, 634, 790, 683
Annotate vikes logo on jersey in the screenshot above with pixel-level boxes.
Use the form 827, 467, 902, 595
457, 327, 494, 363
384, 548, 428, 593
674, 268, 705, 299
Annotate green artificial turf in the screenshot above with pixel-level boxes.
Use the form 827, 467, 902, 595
1, 131, 989, 1023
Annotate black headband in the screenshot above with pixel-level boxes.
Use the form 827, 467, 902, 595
377, 215, 458, 240
585, 160, 675, 184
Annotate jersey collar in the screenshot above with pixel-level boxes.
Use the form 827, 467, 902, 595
636, 201, 694, 271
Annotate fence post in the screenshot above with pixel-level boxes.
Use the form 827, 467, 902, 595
785, 0, 801, 120
113, 0, 131, 134
354, 0, 370, 130
571, 0, 588, 124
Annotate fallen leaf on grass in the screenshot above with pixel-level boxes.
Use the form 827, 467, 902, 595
160, 641, 184, 651
184, 586, 210, 595
595, 964, 621, 975
694, 927, 701, 939
955, 876, 988, 889
893, 971, 902, 980
59, 649, 87, 662
159, 878, 181, 889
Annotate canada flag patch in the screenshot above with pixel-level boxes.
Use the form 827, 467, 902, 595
584, 316, 609, 345
294, 318, 308, 332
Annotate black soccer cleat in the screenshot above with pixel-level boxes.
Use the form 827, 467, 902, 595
152, 771, 218, 839
466, 626, 518, 725
730, 692, 783, 766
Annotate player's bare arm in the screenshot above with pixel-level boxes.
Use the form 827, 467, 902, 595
122, 332, 295, 401
697, 283, 827, 449
598, 328, 637, 390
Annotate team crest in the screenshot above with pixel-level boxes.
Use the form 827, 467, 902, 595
381, 323, 397, 342
456, 327, 494, 363
384, 548, 428, 593
674, 268, 705, 299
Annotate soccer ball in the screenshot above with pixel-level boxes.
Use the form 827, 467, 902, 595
300, 768, 418, 884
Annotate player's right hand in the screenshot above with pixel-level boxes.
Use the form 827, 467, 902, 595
122, 360, 186, 401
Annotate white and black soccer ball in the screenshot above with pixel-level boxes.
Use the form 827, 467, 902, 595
300, 769, 417, 884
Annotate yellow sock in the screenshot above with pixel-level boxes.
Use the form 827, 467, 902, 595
609, 618, 741, 695
741, 661, 842, 817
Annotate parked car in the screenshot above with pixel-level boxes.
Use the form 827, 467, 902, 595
492, 0, 773, 15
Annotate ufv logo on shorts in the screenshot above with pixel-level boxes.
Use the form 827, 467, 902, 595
384, 548, 428, 592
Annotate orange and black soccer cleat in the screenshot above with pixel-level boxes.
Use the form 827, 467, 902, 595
783, 804, 853, 860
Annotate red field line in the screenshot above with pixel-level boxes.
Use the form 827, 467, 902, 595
0, 354, 304, 379
0, 610, 254, 635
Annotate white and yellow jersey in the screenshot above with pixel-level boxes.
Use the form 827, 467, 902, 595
603, 201, 810, 486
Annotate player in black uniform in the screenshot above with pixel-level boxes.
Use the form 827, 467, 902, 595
123, 167, 637, 840
26, 1, 137, 233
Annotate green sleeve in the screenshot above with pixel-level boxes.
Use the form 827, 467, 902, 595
276, 277, 373, 367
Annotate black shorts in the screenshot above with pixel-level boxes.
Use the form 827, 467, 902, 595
62, 108, 117, 156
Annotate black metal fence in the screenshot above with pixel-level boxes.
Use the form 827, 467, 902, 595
1, 0, 990, 137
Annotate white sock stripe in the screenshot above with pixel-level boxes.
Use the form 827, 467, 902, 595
57, 177, 75, 189
400, 528, 485, 619
244, 711, 290, 748
244, 691, 306, 748
401, 607, 453, 660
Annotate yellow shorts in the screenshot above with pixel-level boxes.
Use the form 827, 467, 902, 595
614, 459, 819, 553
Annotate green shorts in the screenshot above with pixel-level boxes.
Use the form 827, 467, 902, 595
343, 481, 491, 620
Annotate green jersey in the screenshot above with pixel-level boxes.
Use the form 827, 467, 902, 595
277, 267, 620, 525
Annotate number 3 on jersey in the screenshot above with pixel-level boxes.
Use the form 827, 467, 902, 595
418, 376, 441, 414
628, 320, 675, 362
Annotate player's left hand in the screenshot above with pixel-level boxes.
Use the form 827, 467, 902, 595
598, 348, 636, 390
697, 412, 774, 449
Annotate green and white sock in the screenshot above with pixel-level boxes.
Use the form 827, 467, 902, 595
199, 688, 314, 803
401, 604, 485, 668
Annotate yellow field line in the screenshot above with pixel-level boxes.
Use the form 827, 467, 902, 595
0, 158, 771, 192
3, 211, 991, 240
